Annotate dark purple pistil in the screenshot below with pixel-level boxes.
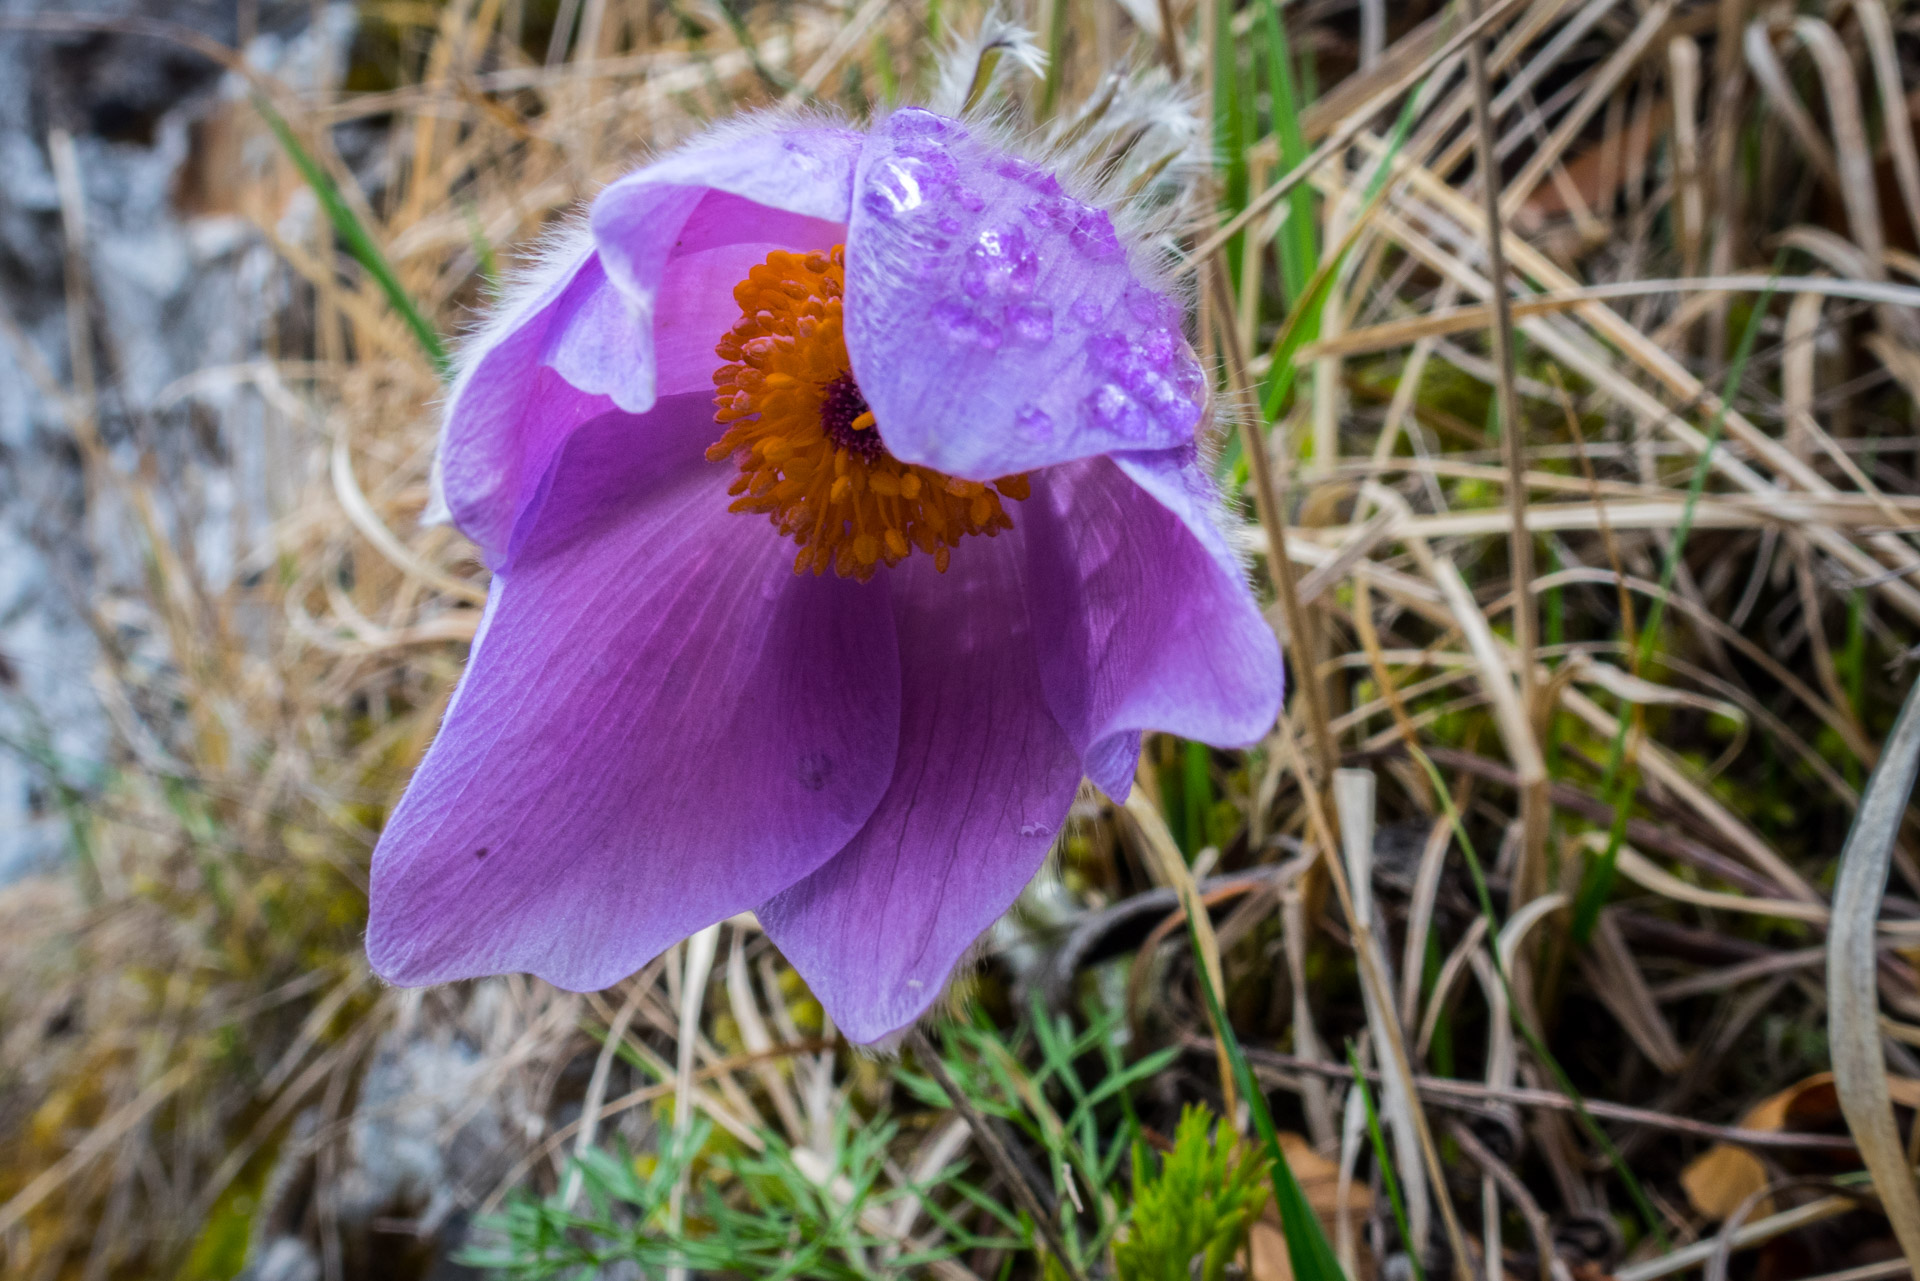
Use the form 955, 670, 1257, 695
820, 373, 883, 463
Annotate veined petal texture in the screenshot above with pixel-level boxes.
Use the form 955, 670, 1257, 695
758, 530, 1081, 1042
369, 396, 900, 991
439, 122, 859, 566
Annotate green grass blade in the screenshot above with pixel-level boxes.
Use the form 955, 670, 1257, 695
1257, 85, 1421, 423
1185, 907, 1347, 1281
1570, 268, 1782, 938
1214, 0, 1251, 280
253, 94, 451, 379
1258, 0, 1316, 306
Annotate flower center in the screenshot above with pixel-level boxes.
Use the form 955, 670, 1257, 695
706, 245, 1028, 581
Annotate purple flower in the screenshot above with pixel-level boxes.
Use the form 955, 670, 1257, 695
367, 109, 1282, 1043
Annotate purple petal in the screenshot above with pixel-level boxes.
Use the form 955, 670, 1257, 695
440, 123, 860, 565
843, 108, 1206, 480
369, 398, 901, 991
439, 245, 632, 564
1024, 451, 1282, 800
757, 532, 1080, 1043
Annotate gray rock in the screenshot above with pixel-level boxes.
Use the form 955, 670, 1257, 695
0, 0, 351, 880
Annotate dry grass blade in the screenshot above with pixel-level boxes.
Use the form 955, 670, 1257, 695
1827, 673, 1920, 1274
1335, 767, 1432, 1256
12, 0, 1920, 1274
0, 1062, 194, 1238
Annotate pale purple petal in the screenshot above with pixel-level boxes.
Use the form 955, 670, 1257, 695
757, 531, 1081, 1043
590, 123, 859, 396
439, 244, 629, 563
439, 124, 859, 565
843, 109, 1206, 480
1024, 451, 1282, 800
369, 398, 900, 990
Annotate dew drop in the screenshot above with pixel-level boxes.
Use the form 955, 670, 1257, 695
1068, 209, 1123, 261
1020, 820, 1055, 839
1023, 198, 1074, 232
961, 225, 1039, 300
932, 298, 1003, 350
1140, 326, 1178, 367
1015, 403, 1055, 439
1083, 383, 1148, 435
1008, 300, 1054, 345
894, 110, 954, 140
1124, 281, 1173, 324
1071, 295, 1105, 326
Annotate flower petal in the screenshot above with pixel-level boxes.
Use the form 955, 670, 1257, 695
369, 398, 901, 990
843, 108, 1206, 480
440, 123, 859, 564
1024, 450, 1282, 800
756, 532, 1080, 1043
592, 122, 860, 395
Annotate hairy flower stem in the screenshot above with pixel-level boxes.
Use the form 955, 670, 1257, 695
907, 1029, 1088, 1281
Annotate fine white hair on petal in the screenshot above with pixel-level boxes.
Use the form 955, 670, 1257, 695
422, 106, 860, 529
927, 8, 1048, 118
419, 211, 594, 529
921, 61, 1209, 328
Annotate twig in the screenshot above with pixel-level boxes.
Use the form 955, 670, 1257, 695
1450, 1120, 1568, 1281
1226, 1043, 1861, 1151
907, 1029, 1089, 1281
1208, 259, 1337, 783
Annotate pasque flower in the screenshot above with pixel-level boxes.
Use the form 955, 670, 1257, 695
366, 108, 1282, 1042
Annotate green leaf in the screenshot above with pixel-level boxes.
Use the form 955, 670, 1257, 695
1258, 0, 1316, 307
1257, 83, 1422, 424
1114, 1104, 1268, 1281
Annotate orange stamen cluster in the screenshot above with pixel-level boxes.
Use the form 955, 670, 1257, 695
707, 245, 1029, 581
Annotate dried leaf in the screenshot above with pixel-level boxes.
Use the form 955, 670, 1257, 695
1681, 1070, 1920, 1220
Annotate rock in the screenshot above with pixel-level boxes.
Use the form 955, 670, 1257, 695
0, 0, 351, 882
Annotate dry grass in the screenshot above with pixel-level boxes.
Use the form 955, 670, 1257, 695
5, 0, 1920, 1277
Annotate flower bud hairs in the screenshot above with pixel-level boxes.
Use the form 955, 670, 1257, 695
368, 21, 1282, 1044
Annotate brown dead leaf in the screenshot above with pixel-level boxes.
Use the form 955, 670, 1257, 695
1280, 1130, 1372, 1220
1250, 1135, 1377, 1281
1251, 1221, 1378, 1281
1681, 1071, 1919, 1219
1250, 1221, 1295, 1281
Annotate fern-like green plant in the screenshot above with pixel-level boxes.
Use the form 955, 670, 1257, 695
1112, 1104, 1270, 1281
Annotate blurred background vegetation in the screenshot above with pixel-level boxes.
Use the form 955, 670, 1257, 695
4, 0, 1920, 1278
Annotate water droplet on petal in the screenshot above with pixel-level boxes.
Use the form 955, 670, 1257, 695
1024, 198, 1075, 232
1069, 209, 1123, 261
1071, 295, 1105, 326
1083, 383, 1148, 436
1008, 300, 1053, 345
894, 109, 955, 140
1016, 403, 1055, 439
962, 226, 1039, 300
1020, 820, 1054, 839
1124, 281, 1174, 324
1140, 326, 1178, 367
932, 298, 1003, 350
